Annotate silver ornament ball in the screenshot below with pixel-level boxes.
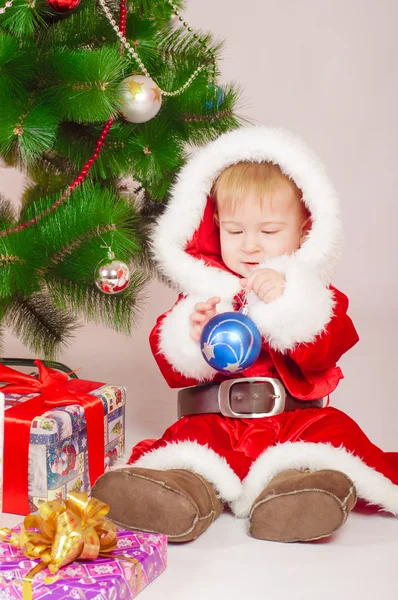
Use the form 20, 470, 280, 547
118, 74, 162, 124
95, 257, 130, 294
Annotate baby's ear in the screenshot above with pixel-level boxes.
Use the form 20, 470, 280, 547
213, 209, 220, 226
300, 216, 312, 245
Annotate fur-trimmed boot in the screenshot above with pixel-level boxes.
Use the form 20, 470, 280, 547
92, 467, 224, 542
249, 469, 357, 542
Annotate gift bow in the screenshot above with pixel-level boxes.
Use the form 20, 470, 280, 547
0, 492, 118, 571
0, 360, 84, 406
0, 493, 120, 599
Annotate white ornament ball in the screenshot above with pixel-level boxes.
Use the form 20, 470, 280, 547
118, 75, 162, 124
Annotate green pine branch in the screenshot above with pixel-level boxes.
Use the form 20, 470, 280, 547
0, 93, 59, 165
44, 47, 127, 122
157, 25, 223, 64
0, 0, 50, 38
0, 33, 36, 102
40, 0, 112, 49
0, 194, 16, 228
129, 0, 183, 21
21, 156, 77, 210
4, 292, 80, 358
47, 268, 148, 335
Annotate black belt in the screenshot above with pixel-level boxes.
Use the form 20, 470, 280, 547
178, 378, 324, 419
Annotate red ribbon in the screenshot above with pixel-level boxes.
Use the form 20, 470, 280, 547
1, 360, 105, 515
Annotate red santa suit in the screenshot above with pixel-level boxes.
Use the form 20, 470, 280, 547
128, 126, 398, 518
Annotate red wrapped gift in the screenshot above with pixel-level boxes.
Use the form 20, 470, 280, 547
0, 360, 106, 515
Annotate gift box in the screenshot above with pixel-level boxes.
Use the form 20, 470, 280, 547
5, 384, 125, 512
0, 361, 126, 515
0, 526, 167, 599
0, 391, 4, 522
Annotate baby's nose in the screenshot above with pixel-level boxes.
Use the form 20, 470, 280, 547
242, 234, 261, 252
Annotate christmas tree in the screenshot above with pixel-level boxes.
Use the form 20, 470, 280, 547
0, 0, 242, 358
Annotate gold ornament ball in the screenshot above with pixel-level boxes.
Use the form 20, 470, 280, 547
118, 75, 162, 124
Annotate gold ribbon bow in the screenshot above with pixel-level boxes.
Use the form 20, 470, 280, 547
0, 492, 119, 599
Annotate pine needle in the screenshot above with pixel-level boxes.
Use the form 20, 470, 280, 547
0, 194, 15, 228
0, 0, 50, 38
0, 33, 35, 101
0, 95, 59, 165
5, 292, 80, 359
47, 268, 149, 334
46, 47, 126, 122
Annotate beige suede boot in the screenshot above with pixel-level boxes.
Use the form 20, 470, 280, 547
249, 469, 357, 542
92, 467, 224, 542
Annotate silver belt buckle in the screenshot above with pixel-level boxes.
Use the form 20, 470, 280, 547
218, 377, 286, 419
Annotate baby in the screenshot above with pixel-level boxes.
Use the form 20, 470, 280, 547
94, 127, 398, 543
190, 161, 311, 343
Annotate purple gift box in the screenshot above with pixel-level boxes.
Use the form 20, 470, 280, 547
0, 528, 167, 599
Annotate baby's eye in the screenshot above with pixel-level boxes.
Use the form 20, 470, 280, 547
228, 230, 243, 235
262, 230, 279, 235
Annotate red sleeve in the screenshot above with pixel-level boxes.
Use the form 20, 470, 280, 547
286, 286, 359, 371
149, 295, 202, 389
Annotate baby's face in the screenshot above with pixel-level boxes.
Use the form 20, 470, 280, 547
218, 184, 309, 278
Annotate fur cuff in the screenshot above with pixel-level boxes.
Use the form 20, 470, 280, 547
131, 441, 242, 503
231, 442, 398, 518
247, 256, 335, 353
158, 295, 233, 381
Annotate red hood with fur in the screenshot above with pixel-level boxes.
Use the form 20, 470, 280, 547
149, 127, 359, 398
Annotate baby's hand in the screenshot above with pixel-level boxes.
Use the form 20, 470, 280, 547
190, 296, 220, 342
240, 268, 285, 303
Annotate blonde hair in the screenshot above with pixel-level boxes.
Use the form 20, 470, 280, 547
211, 161, 303, 216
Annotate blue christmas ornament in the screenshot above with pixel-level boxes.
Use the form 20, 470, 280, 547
200, 311, 262, 374
204, 84, 225, 110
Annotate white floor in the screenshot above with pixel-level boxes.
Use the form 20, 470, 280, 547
153, 510, 398, 600
3, 501, 398, 600
2, 308, 398, 599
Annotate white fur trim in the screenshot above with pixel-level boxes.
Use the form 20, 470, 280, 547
247, 255, 335, 352
231, 442, 398, 517
158, 295, 236, 380
131, 441, 242, 503
152, 126, 342, 300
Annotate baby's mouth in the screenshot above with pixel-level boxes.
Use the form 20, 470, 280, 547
242, 262, 259, 270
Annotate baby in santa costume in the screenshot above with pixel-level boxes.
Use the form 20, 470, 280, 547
94, 127, 398, 543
